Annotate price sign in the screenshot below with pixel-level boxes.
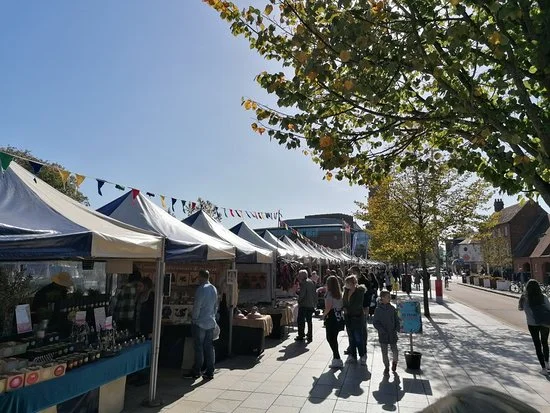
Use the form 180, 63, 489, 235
397, 300, 422, 334
15, 304, 32, 334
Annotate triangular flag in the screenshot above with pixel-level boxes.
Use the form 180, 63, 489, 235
75, 174, 86, 188
181, 200, 186, 211
97, 179, 106, 196
132, 189, 140, 199
224, 208, 228, 218
146, 192, 155, 198
171, 198, 177, 212
266, 213, 271, 219
252, 212, 258, 219
229, 209, 235, 217
191, 202, 197, 210
29, 161, 43, 175
258, 212, 263, 219
160, 195, 166, 209
236, 210, 242, 218
115, 184, 125, 191
246, 211, 252, 218
58, 169, 70, 188
0, 153, 13, 171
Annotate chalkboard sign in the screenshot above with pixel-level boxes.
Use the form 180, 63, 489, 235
397, 301, 422, 334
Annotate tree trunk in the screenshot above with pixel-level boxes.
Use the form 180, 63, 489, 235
420, 249, 430, 317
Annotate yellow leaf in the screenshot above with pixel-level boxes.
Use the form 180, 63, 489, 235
288, 124, 295, 131
296, 51, 308, 64
320, 135, 333, 148
251, 101, 258, 110
344, 80, 354, 90
450, 0, 459, 5
302, 150, 309, 156
488, 31, 502, 46
307, 71, 318, 81
244, 100, 252, 110
340, 50, 351, 63
251, 123, 258, 131
296, 25, 306, 35
264, 4, 273, 15
326, 171, 333, 181
257, 127, 266, 135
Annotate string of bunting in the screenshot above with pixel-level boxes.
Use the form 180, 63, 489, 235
0, 151, 281, 220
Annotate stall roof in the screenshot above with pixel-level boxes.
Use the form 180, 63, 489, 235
229, 222, 287, 256
295, 239, 326, 261
261, 230, 297, 257
0, 162, 163, 261
280, 236, 313, 259
97, 192, 235, 262
183, 211, 273, 264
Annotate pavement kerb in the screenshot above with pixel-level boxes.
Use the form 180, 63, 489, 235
455, 281, 521, 299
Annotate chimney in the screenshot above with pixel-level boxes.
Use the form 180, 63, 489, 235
494, 199, 504, 212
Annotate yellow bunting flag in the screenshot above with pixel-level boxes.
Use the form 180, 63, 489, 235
58, 170, 70, 188
75, 174, 86, 188
160, 195, 166, 209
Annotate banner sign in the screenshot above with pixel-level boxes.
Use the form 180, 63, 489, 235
397, 300, 422, 334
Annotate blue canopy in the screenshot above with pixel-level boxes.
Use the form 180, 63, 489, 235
97, 192, 235, 262
0, 162, 163, 261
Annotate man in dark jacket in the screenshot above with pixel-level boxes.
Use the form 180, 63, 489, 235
296, 269, 317, 342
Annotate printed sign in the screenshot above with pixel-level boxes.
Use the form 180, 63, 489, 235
75, 311, 87, 326
397, 300, 422, 334
105, 316, 113, 330
15, 304, 32, 334
94, 307, 106, 331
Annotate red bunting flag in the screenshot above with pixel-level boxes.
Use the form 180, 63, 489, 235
191, 202, 196, 210
230, 209, 235, 217
131, 189, 140, 199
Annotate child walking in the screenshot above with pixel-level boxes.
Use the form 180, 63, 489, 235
373, 291, 400, 375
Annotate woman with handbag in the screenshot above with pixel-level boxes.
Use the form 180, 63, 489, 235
324, 276, 344, 369
518, 279, 550, 375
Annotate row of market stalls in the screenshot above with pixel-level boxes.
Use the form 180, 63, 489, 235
0, 162, 368, 412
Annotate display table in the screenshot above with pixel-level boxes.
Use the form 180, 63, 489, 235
261, 307, 293, 339
0, 342, 150, 413
232, 315, 273, 337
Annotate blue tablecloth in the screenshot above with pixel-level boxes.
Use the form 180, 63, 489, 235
0, 342, 151, 413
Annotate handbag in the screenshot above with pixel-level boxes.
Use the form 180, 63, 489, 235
324, 308, 345, 332
213, 322, 221, 341
532, 304, 550, 327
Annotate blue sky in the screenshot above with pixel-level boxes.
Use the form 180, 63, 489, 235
0, 2, 520, 229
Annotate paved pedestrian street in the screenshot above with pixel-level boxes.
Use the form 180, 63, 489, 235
125, 292, 550, 413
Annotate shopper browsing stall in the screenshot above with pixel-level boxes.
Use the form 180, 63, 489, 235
295, 269, 317, 342
112, 270, 141, 333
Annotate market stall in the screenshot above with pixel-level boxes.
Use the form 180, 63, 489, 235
0, 162, 164, 413
97, 192, 237, 371
183, 212, 274, 354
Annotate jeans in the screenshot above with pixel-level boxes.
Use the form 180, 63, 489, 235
297, 307, 314, 339
192, 324, 215, 376
381, 343, 399, 367
325, 318, 341, 359
346, 315, 366, 358
528, 325, 550, 368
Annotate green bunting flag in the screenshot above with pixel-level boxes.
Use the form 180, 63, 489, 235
0, 152, 13, 171
115, 184, 125, 191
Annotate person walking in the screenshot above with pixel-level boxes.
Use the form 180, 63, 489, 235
373, 291, 400, 375
184, 270, 218, 380
343, 275, 367, 365
324, 276, 344, 368
296, 269, 317, 342
518, 279, 550, 375
402, 272, 412, 297
414, 270, 421, 291
112, 270, 141, 333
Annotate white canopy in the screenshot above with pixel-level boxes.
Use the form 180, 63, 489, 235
261, 230, 296, 258
281, 236, 312, 259
97, 192, 235, 262
183, 211, 273, 264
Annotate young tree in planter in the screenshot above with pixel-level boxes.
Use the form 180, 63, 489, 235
356, 163, 492, 316
206, 0, 550, 205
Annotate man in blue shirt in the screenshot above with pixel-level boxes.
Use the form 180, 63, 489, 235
184, 270, 218, 380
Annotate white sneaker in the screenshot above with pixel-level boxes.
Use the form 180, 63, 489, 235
360, 355, 368, 366
346, 355, 357, 364
329, 358, 343, 368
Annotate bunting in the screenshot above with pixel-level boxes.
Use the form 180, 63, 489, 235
0, 151, 281, 221
75, 174, 86, 188
131, 189, 140, 199
97, 179, 106, 196
58, 170, 70, 188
